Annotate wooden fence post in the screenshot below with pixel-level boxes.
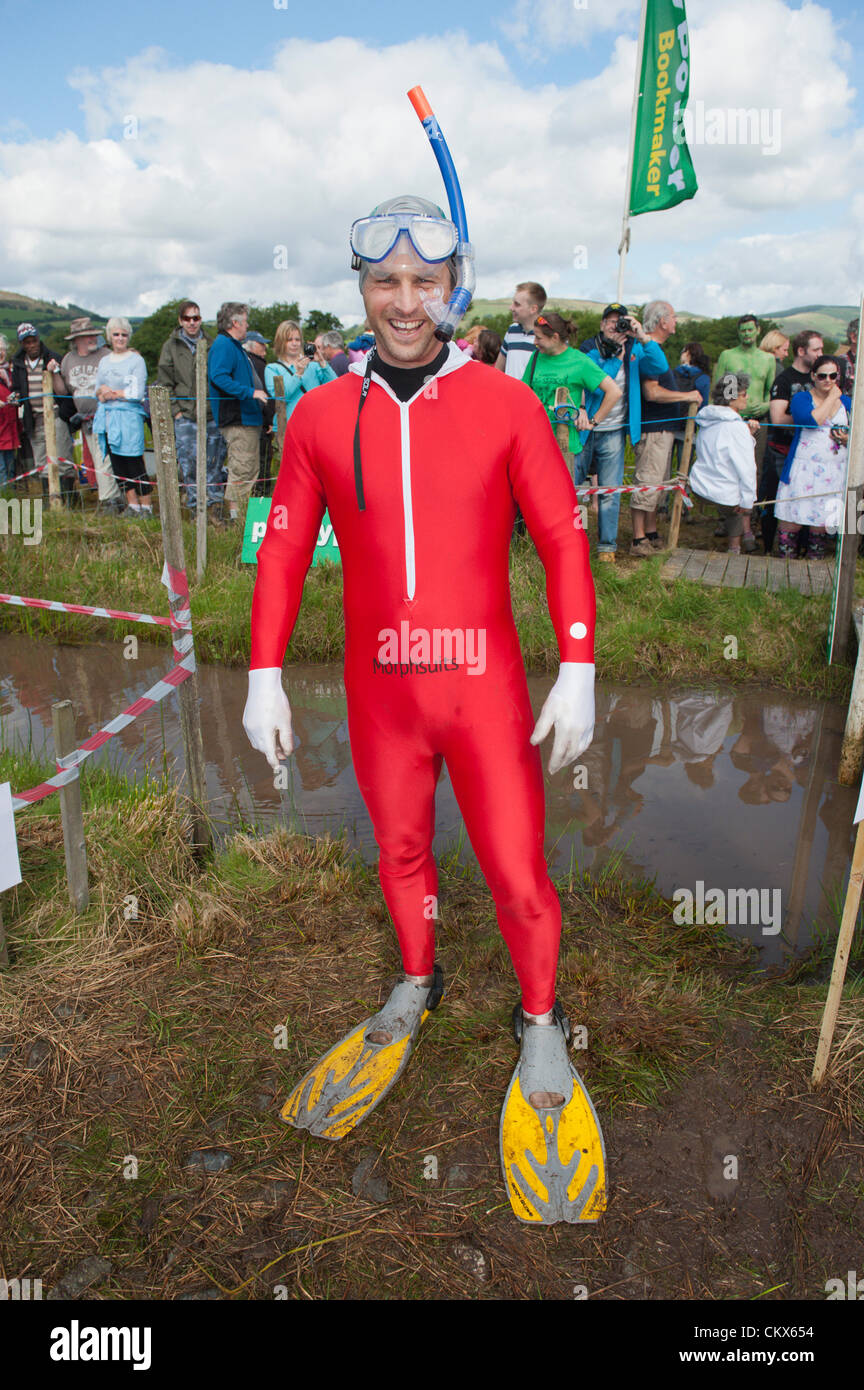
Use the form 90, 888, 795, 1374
195, 339, 208, 580
274, 376, 287, 460
52, 700, 89, 912
812, 816, 864, 1085
666, 403, 699, 554
42, 370, 62, 510
149, 383, 211, 854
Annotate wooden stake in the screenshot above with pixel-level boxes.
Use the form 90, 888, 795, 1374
812, 816, 864, 1085
666, 403, 699, 554
0, 898, 8, 970
149, 383, 211, 853
273, 376, 287, 459
42, 370, 61, 510
52, 700, 89, 913
195, 339, 208, 580
839, 621, 864, 786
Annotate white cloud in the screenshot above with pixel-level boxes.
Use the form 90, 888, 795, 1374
0, 3, 859, 324
500, 0, 640, 58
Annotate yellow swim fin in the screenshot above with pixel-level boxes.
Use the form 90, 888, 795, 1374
282, 967, 443, 1141
500, 1002, 606, 1224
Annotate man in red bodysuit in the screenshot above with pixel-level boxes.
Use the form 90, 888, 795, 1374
243, 195, 606, 1224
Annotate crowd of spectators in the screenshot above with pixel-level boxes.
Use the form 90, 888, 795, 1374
0, 292, 856, 558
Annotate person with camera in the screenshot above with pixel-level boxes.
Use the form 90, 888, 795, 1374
265, 320, 337, 424
578, 303, 662, 561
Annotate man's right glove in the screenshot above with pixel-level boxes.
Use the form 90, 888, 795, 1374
242, 667, 294, 773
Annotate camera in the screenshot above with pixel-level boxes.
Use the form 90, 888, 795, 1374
617, 316, 636, 334
304, 343, 317, 359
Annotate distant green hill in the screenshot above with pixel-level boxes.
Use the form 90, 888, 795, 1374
764, 305, 858, 343
0, 291, 148, 354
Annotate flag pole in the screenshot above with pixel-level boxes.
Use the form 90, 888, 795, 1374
616, 0, 648, 303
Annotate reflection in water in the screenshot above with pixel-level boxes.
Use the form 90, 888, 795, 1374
0, 635, 855, 965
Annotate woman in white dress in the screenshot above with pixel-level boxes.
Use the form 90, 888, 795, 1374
774, 355, 851, 560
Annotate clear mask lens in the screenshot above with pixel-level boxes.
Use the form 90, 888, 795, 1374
351, 214, 457, 264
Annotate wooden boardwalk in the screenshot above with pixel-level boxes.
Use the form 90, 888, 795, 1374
662, 547, 834, 595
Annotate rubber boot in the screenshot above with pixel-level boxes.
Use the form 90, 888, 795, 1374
777, 528, 797, 559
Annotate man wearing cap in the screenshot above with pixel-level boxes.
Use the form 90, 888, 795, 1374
578, 303, 664, 561
11, 323, 77, 500
156, 301, 227, 514
60, 318, 123, 512
243, 331, 276, 496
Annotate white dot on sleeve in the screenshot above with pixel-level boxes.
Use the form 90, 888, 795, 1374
570, 622, 588, 640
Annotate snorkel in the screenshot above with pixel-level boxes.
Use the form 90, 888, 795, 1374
407, 86, 475, 342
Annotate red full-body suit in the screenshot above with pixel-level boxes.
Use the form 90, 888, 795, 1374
250, 347, 595, 1014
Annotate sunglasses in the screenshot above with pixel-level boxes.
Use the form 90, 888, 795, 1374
815, 371, 838, 380
535, 316, 549, 327
181, 315, 201, 322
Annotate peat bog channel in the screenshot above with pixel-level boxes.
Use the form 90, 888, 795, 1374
1, 633, 856, 968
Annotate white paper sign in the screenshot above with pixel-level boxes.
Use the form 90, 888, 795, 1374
855, 770, 864, 826
0, 782, 22, 892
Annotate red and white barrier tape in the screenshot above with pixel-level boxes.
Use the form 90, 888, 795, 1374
10, 654, 195, 810
0, 592, 187, 632
10, 560, 195, 811
575, 481, 688, 498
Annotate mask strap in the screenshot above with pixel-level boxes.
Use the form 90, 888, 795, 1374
353, 349, 375, 511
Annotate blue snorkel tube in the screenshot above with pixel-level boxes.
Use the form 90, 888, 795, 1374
407, 86, 475, 342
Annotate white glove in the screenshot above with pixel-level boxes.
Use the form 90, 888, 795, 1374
242, 667, 294, 773
530, 662, 595, 774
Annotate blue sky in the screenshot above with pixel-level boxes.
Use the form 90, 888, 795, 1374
1, 0, 861, 320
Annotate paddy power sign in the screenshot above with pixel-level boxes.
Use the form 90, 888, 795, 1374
629, 0, 698, 217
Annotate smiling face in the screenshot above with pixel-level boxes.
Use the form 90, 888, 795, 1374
362, 242, 453, 368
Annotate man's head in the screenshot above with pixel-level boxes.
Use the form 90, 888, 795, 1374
178, 300, 203, 336
65, 316, 100, 355
511, 282, 546, 330
848, 318, 859, 349
17, 323, 40, 357
356, 195, 457, 368
643, 300, 677, 341
737, 314, 759, 347
243, 330, 269, 359
217, 302, 249, 341
316, 330, 344, 362
792, 330, 823, 369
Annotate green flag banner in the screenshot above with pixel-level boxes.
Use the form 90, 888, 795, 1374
629, 0, 698, 217
241, 497, 341, 566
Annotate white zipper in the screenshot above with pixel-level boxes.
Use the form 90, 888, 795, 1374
399, 402, 416, 600
357, 349, 471, 603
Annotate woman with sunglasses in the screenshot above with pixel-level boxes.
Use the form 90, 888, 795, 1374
94, 318, 152, 517
774, 355, 851, 559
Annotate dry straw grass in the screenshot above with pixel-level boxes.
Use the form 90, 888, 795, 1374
1, 786, 863, 1301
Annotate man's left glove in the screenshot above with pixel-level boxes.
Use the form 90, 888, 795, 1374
530, 662, 595, 774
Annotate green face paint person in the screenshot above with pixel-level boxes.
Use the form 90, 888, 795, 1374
712, 316, 776, 419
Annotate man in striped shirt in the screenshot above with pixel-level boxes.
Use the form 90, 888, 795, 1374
495, 282, 547, 379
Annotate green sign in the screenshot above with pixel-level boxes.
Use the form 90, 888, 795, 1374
629, 0, 698, 217
241, 497, 341, 566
